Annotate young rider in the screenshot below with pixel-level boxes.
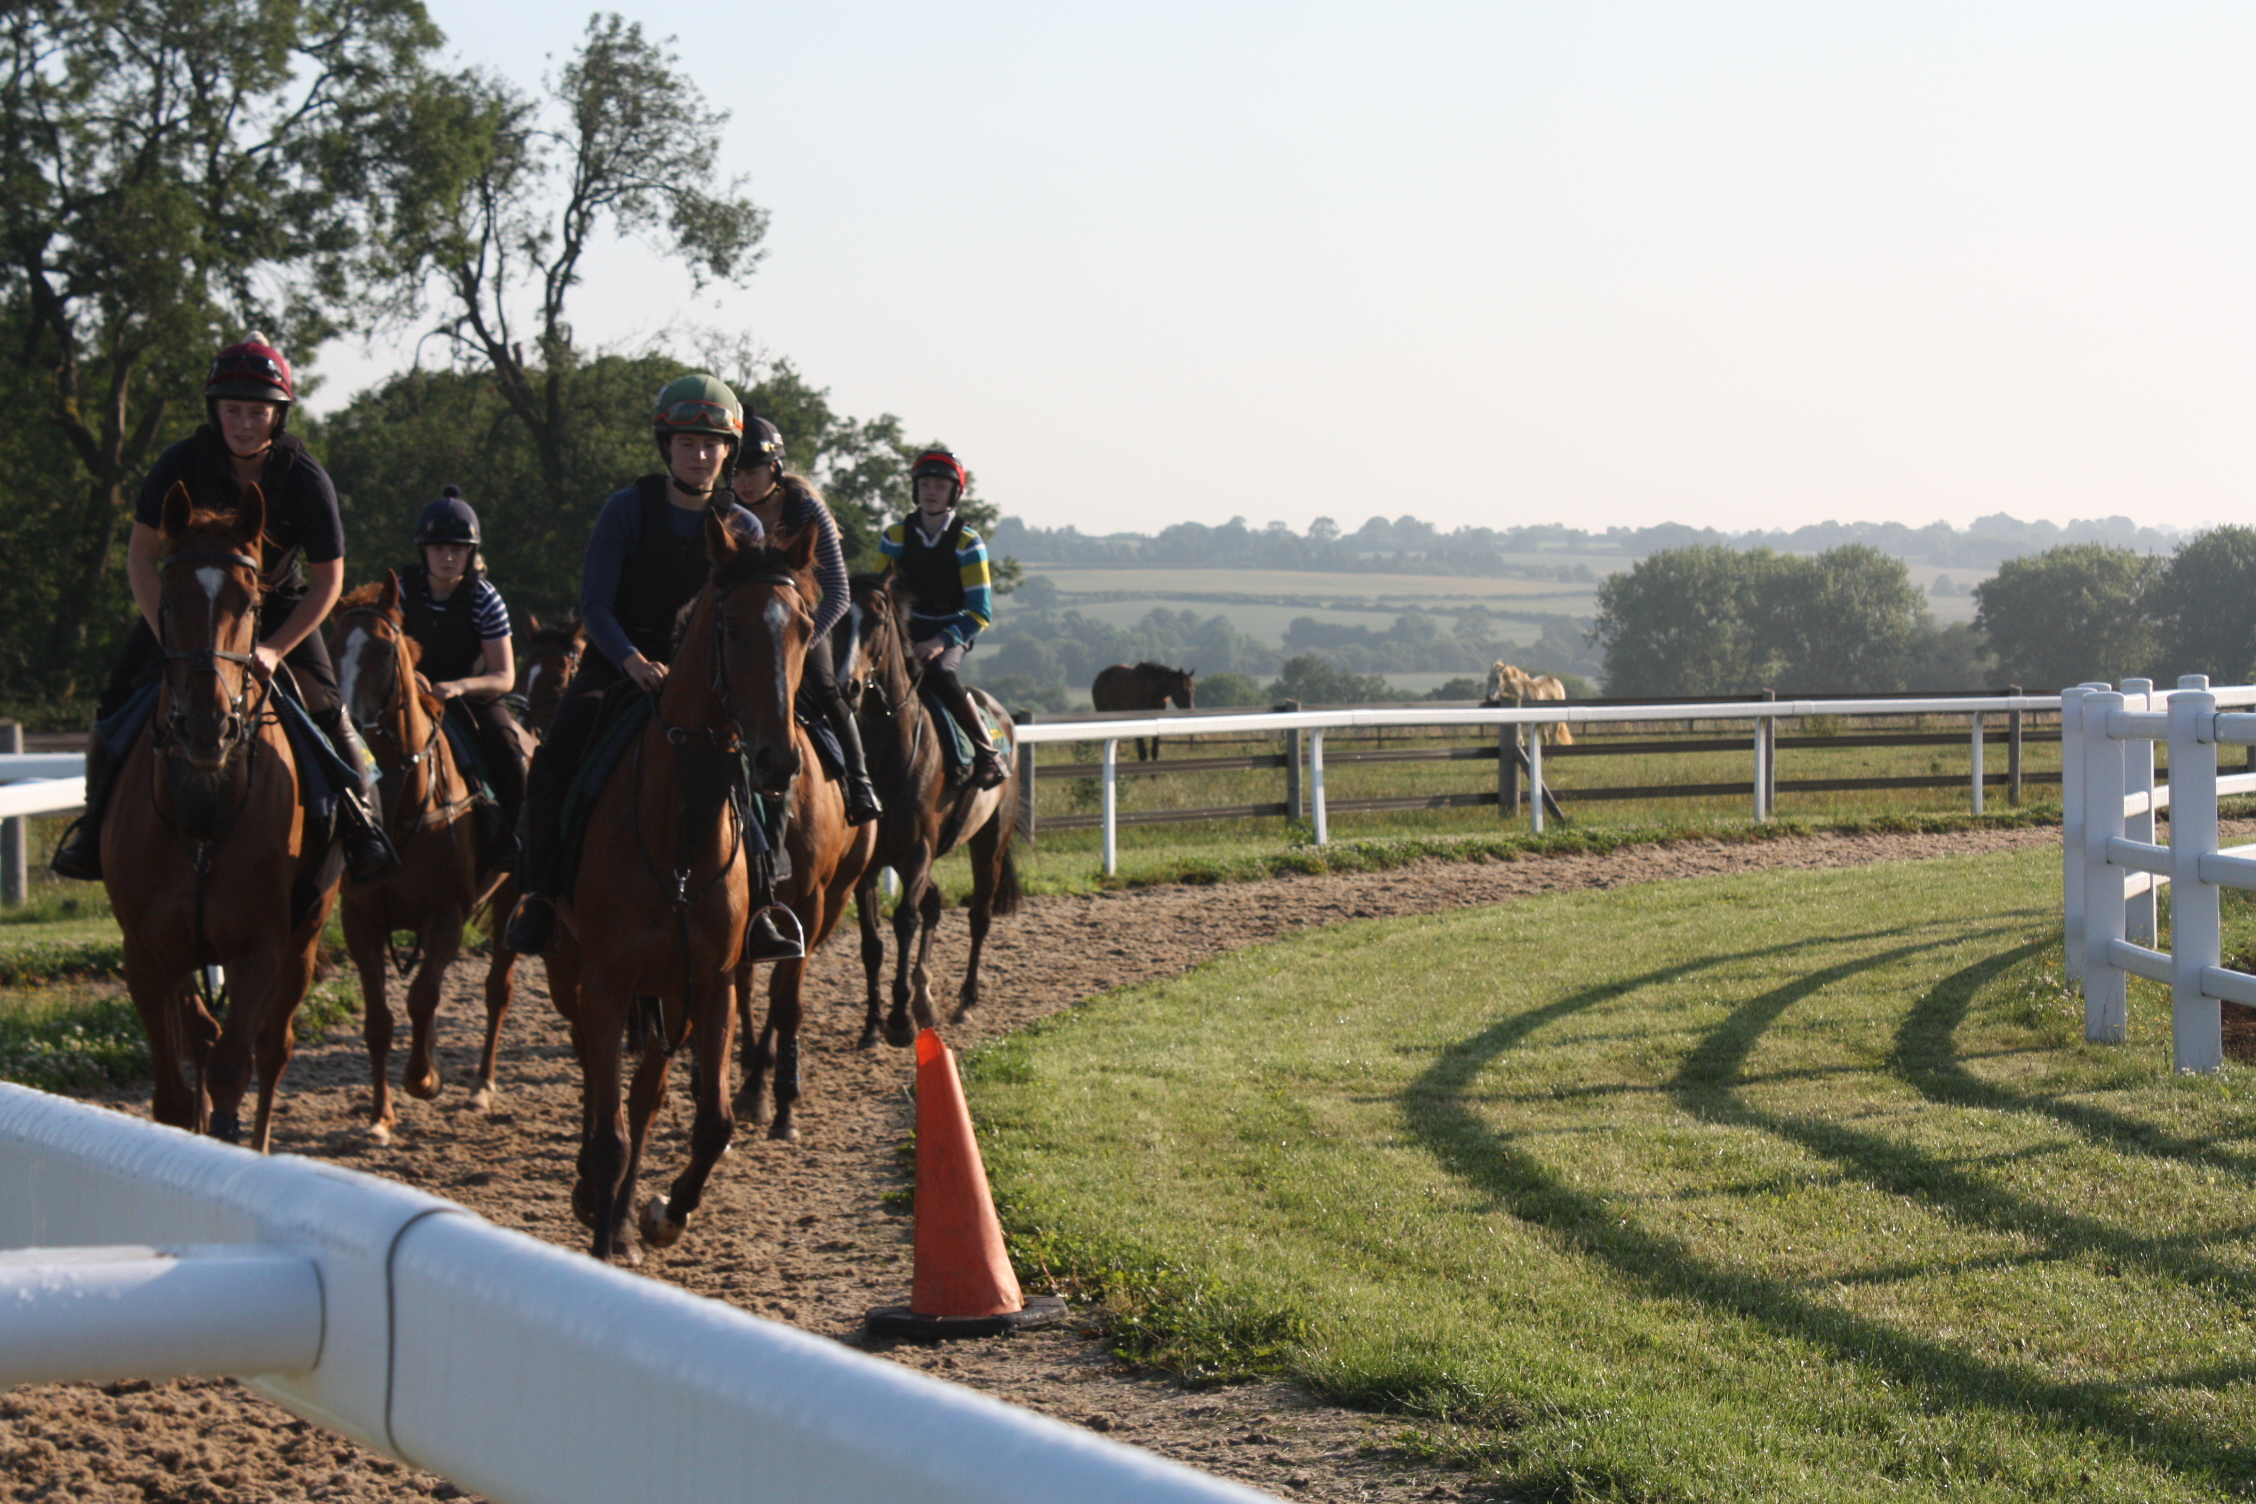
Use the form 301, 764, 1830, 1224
502, 373, 784, 958
880, 447, 1007, 792
52, 334, 398, 883
398, 486, 526, 870
729, 417, 883, 826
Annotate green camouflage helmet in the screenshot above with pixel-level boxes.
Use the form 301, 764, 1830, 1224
651, 373, 745, 450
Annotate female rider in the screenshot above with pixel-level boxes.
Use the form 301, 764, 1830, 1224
52, 334, 397, 883
729, 417, 882, 827
397, 487, 526, 870
880, 447, 1007, 791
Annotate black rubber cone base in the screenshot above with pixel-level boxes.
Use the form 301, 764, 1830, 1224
865, 1293, 1069, 1341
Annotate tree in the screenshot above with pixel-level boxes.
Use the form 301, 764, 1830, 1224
1747, 544, 1927, 693
0, 0, 441, 689
2148, 527, 2256, 683
352, 13, 768, 514
1972, 543, 2161, 692
1267, 654, 1393, 706
1591, 546, 1767, 696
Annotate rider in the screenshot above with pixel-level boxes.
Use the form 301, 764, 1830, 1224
881, 447, 1007, 791
729, 417, 883, 826
502, 373, 790, 959
398, 486, 526, 870
52, 334, 398, 883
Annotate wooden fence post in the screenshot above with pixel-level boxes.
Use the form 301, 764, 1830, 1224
0, 722, 21, 908
1014, 709, 1037, 842
1499, 723, 1520, 818
1277, 702, 1303, 821
2007, 685, 2022, 806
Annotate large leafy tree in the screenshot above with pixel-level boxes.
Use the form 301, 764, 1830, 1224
1748, 544, 1927, 693
1592, 546, 1770, 696
2146, 526, 2256, 684
0, 0, 440, 692
349, 13, 768, 516
1972, 543, 2161, 692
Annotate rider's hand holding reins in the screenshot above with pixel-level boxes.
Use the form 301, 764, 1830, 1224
626, 652, 667, 694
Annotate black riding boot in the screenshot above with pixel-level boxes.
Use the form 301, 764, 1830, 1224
50, 731, 114, 881
932, 672, 1008, 791
829, 702, 883, 825
502, 739, 573, 954
320, 707, 401, 882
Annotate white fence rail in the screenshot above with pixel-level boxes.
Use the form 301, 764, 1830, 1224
0, 1084, 1273, 1504
1016, 695, 2059, 873
2060, 677, 2256, 1073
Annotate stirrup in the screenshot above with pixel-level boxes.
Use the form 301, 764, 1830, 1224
504, 894, 558, 955
844, 777, 884, 826
344, 824, 401, 883
50, 818, 101, 882
744, 904, 805, 962
971, 750, 1008, 791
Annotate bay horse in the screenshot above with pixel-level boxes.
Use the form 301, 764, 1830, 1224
1485, 661, 1575, 746
328, 576, 507, 1143
544, 519, 844, 1260
1091, 660, 1194, 760
513, 613, 583, 737
105, 484, 338, 1150
838, 573, 1021, 1051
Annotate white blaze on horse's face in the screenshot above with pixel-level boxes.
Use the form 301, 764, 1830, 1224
337, 623, 372, 717
195, 567, 226, 617
765, 598, 793, 718
522, 661, 545, 701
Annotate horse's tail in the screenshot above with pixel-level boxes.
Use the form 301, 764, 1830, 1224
991, 827, 1024, 917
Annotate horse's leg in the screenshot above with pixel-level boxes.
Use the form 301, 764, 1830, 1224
767, 960, 806, 1142
908, 881, 945, 1034
125, 946, 198, 1132
614, 1019, 672, 1263
883, 854, 933, 1047
344, 899, 398, 1142
210, 942, 283, 1151
855, 873, 887, 1050
574, 976, 630, 1261
472, 944, 515, 1112
957, 824, 1002, 1023
248, 930, 322, 1156
403, 902, 465, 1102
732, 960, 774, 1124
642, 972, 737, 1250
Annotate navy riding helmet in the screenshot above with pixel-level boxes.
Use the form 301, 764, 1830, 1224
416, 485, 481, 549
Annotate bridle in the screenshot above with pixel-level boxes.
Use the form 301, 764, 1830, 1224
516, 636, 581, 728
333, 603, 470, 835
157, 546, 267, 762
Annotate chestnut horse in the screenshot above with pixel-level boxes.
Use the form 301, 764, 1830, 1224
1091, 660, 1194, 760
1484, 662, 1575, 746
329, 577, 506, 1142
512, 613, 583, 737
839, 573, 1021, 1050
105, 485, 338, 1149
544, 520, 841, 1260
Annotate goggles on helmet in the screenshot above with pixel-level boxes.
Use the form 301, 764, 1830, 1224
657, 399, 744, 435
210, 350, 288, 389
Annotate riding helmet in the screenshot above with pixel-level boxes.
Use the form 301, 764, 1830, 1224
742, 416, 786, 474
417, 486, 481, 546
911, 447, 965, 506
204, 332, 295, 433
651, 373, 745, 460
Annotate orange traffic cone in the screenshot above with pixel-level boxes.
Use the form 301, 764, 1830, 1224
866, 1028, 1067, 1339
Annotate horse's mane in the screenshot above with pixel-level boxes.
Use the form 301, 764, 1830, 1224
1135, 660, 1184, 675
708, 533, 809, 593
175, 506, 268, 553
332, 582, 430, 686
337, 581, 392, 612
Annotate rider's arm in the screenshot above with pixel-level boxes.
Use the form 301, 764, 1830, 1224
126, 523, 165, 638
579, 490, 665, 691
255, 557, 344, 681
432, 580, 517, 700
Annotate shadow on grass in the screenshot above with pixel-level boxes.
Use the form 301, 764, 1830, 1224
1403, 916, 2256, 1492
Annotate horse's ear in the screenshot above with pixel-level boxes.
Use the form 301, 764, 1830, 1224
233, 483, 267, 546
160, 481, 193, 539
525, 612, 540, 632
705, 506, 746, 562
783, 522, 819, 575
381, 570, 401, 613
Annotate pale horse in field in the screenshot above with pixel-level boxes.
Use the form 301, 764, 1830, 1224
1483, 663, 1575, 745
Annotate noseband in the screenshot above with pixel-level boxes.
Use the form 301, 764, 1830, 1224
158, 547, 265, 757
654, 569, 803, 754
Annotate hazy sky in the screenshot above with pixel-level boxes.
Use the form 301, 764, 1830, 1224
306, 2, 2256, 539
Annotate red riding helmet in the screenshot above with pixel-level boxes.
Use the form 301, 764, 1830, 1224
910, 447, 965, 505
204, 334, 295, 433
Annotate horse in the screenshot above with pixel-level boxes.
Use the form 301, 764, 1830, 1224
513, 613, 583, 737
1091, 660, 1195, 761
834, 573, 1021, 1051
104, 484, 338, 1150
543, 519, 846, 1260
1484, 662, 1575, 746
328, 576, 508, 1143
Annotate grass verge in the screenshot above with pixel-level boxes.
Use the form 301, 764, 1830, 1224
968, 847, 2256, 1503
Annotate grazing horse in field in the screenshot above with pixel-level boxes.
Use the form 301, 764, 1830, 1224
329, 577, 505, 1142
106, 485, 339, 1150
834, 573, 1021, 1051
544, 520, 835, 1260
1091, 660, 1195, 760
1485, 662, 1575, 746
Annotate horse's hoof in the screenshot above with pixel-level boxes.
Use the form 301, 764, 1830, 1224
768, 1115, 799, 1143
209, 1112, 241, 1145
404, 1064, 441, 1101
881, 1015, 916, 1049
732, 1088, 768, 1124
856, 1026, 881, 1051
468, 1083, 495, 1112
638, 1195, 685, 1249
572, 1180, 600, 1230
367, 1121, 393, 1148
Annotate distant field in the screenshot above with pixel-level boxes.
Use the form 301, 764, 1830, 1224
1024, 566, 1602, 608
1042, 598, 1548, 649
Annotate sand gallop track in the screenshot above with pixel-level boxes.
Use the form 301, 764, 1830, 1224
3, 825, 2064, 1503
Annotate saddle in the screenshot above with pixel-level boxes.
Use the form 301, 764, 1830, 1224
914, 681, 1012, 782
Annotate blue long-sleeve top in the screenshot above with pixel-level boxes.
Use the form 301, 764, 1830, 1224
770, 477, 853, 640
580, 483, 760, 670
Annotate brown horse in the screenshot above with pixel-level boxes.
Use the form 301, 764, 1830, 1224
513, 613, 583, 737
1091, 660, 1194, 760
328, 577, 505, 1143
1484, 662, 1575, 745
105, 485, 338, 1149
543, 520, 834, 1260
839, 574, 1021, 1050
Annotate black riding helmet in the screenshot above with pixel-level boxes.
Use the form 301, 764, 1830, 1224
742, 416, 786, 476
415, 486, 483, 574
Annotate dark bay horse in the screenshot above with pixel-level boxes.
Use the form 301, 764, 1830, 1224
1091, 660, 1195, 760
106, 484, 338, 1150
329, 577, 506, 1142
544, 519, 831, 1261
839, 574, 1021, 1050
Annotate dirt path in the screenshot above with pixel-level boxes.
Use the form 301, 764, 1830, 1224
2, 825, 2066, 1503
